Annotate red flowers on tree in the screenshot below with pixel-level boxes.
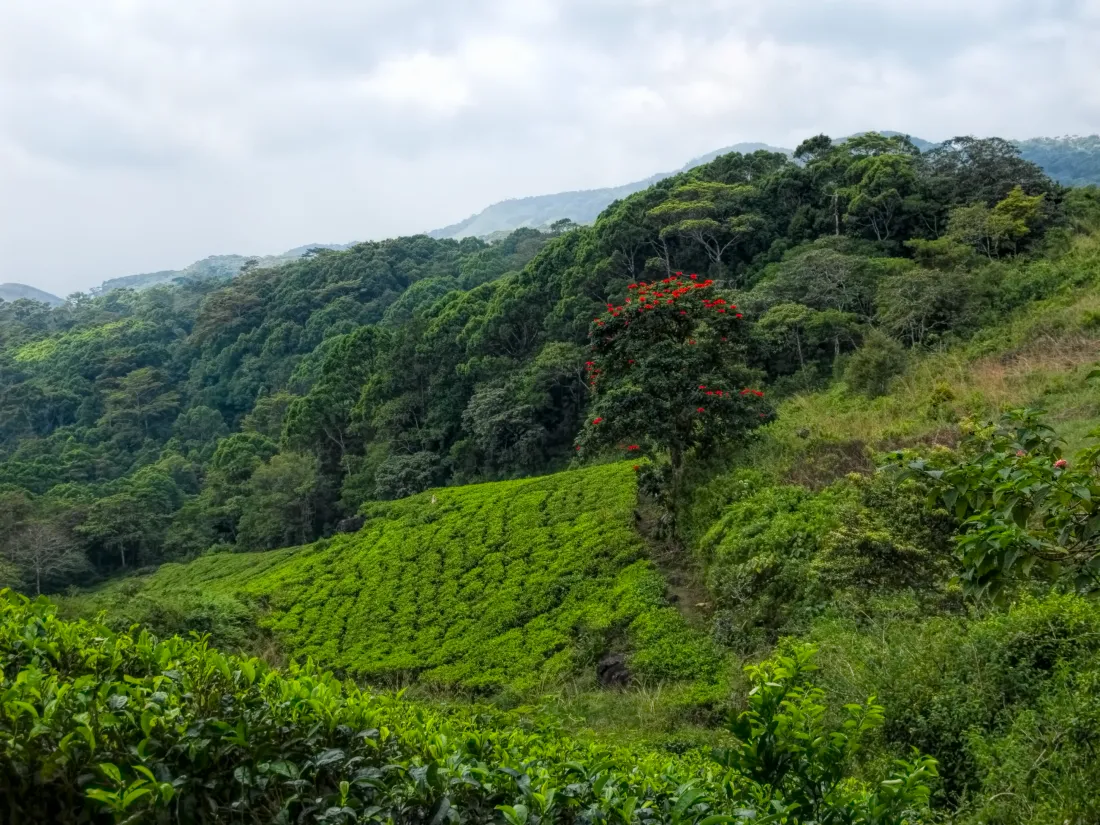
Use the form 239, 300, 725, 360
574, 273, 770, 474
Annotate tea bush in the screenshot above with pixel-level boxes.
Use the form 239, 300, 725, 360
0, 592, 935, 824
73, 464, 722, 693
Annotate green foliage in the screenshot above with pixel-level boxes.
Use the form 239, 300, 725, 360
894, 408, 1100, 596
75, 464, 722, 693
0, 593, 934, 824
843, 331, 907, 398
0, 133, 1077, 580
714, 643, 936, 824
807, 592, 1100, 820
698, 473, 955, 651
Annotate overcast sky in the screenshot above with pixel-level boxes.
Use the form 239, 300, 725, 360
1, 0, 1098, 297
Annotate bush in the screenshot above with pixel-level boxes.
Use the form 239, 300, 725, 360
844, 330, 907, 397
809, 592, 1100, 819
699, 473, 956, 652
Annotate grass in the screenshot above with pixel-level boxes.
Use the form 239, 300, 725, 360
749, 234, 1100, 487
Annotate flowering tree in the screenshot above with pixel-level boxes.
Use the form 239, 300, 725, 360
575, 273, 770, 474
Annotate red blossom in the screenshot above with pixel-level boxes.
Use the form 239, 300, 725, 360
697, 407, 706, 413
592, 417, 604, 425
1055, 459, 1068, 468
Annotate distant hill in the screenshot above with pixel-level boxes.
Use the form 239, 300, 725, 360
1016, 136, 1100, 188
0, 283, 63, 306
429, 133, 1099, 240
94, 243, 354, 295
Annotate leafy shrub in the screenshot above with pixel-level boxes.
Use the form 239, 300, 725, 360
894, 408, 1100, 596
844, 331, 907, 398
0, 593, 935, 824
699, 474, 955, 652
808, 592, 1100, 818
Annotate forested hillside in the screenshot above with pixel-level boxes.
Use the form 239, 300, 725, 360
428, 133, 1099, 240
93, 243, 355, 295
2, 132, 1081, 588
5, 131, 1100, 823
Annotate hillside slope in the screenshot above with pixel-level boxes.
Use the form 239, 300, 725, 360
73, 463, 716, 692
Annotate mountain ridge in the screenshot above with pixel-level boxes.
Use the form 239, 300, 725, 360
427, 133, 1098, 240
0, 282, 64, 306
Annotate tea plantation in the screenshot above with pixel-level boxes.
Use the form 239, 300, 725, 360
3, 592, 938, 823
74, 463, 719, 692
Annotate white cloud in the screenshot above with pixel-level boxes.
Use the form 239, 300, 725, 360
0, 0, 1097, 296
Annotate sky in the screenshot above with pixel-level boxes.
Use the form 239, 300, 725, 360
1, 0, 1098, 297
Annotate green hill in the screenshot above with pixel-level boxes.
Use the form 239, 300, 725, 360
8, 131, 1100, 823
71, 463, 717, 693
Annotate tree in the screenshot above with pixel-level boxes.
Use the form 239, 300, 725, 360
372, 451, 439, 501
841, 151, 920, 244
756, 303, 860, 375
922, 136, 1055, 207
236, 452, 321, 551
9, 521, 89, 594
283, 327, 386, 470
946, 186, 1045, 259
577, 274, 768, 476
990, 185, 1046, 255
77, 493, 146, 570
461, 384, 547, 475
648, 182, 763, 274
946, 203, 1001, 260
99, 367, 180, 444
844, 330, 907, 397
876, 267, 974, 347
171, 405, 227, 461
762, 242, 880, 320
549, 218, 578, 234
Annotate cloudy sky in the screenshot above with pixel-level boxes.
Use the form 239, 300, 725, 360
1, 0, 1098, 296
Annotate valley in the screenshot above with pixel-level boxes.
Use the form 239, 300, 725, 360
4, 132, 1100, 823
